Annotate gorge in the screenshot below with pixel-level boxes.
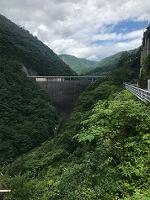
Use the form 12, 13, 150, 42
0, 14, 150, 200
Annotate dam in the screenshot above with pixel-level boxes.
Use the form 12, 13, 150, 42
29, 76, 103, 117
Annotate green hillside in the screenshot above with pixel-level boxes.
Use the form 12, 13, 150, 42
0, 14, 149, 200
0, 14, 76, 164
59, 54, 97, 74
0, 14, 75, 76
0, 57, 59, 164
1, 78, 149, 200
89, 52, 123, 75
1, 49, 149, 199
87, 49, 140, 76
139, 54, 150, 88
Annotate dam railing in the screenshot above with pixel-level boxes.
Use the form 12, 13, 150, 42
123, 83, 150, 103
28, 76, 104, 82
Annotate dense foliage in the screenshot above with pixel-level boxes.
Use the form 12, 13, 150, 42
87, 51, 123, 75
1, 80, 149, 200
88, 49, 140, 77
111, 51, 138, 85
59, 54, 97, 75
0, 56, 59, 163
140, 54, 150, 88
0, 13, 149, 200
0, 14, 75, 76
0, 14, 75, 163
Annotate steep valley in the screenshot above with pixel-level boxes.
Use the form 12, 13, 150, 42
0, 14, 75, 163
0, 15, 150, 200
1, 79, 150, 200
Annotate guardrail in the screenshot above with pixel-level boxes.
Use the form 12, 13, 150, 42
123, 83, 150, 103
28, 76, 104, 82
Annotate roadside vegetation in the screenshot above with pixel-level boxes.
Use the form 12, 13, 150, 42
1, 76, 149, 199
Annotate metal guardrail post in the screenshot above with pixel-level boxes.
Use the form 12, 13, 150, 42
148, 79, 150, 91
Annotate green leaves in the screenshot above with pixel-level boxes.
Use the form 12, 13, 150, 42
72, 89, 150, 199
140, 54, 150, 88
0, 58, 59, 163
1, 80, 150, 200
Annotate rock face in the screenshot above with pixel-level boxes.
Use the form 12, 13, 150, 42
141, 25, 150, 64
139, 25, 150, 88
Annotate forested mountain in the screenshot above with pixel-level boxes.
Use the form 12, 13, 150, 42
59, 54, 97, 74
0, 14, 149, 200
0, 14, 76, 163
60, 49, 140, 76
139, 54, 150, 88
87, 49, 140, 76
87, 52, 123, 75
1, 77, 149, 200
1, 48, 149, 199
0, 14, 75, 76
0, 57, 59, 163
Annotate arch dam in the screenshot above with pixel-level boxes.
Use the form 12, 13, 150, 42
29, 76, 103, 117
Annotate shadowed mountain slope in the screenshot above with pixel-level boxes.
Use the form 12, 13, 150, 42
0, 14, 75, 76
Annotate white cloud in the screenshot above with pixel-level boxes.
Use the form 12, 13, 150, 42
38, 24, 48, 32
91, 29, 143, 42
0, 0, 150, 60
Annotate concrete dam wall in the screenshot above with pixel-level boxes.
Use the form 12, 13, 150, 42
29, 76, 102, 117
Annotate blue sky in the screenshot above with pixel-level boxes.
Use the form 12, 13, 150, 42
112, 21, 147, 33
0, 0, 150, 60
93, 21, 147, 45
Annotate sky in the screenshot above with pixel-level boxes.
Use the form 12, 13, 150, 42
0, 0, 150, 60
